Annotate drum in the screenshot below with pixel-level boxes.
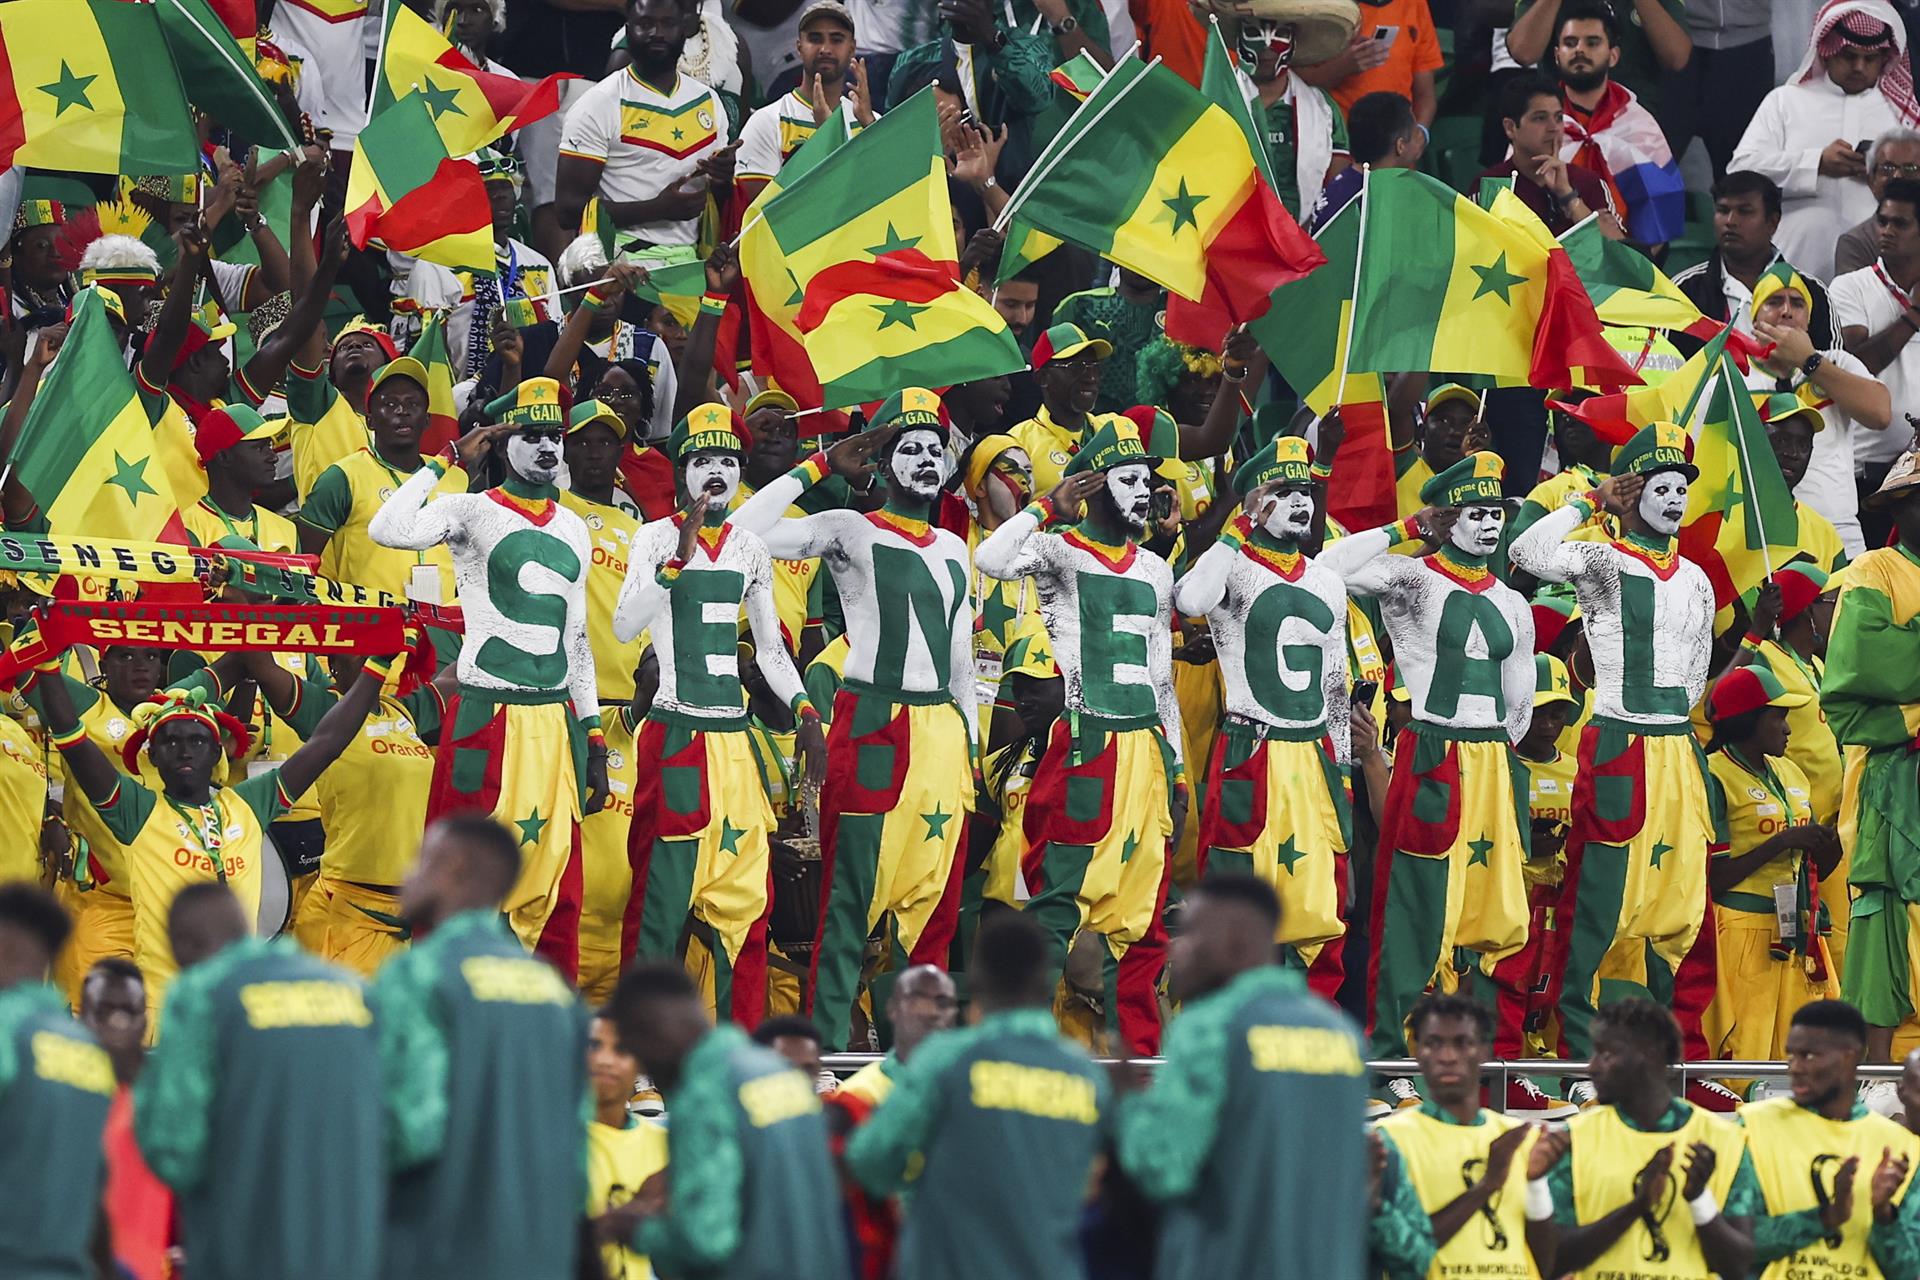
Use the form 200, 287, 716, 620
256, 829, 292, 937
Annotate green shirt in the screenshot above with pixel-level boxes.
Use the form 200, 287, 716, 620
1370, 1135, 1438, 1280
134, 937, 384, 1280
1052, 287, 1167, 415
846, 1007, 1107, 1280
1115, 965, 1369, 1280
1735, 1102, 1920, 1278
1260, 84, 1349, 220
631, 1024, 851, 1280
0, 983, 113, 1280
370, 910, 589, 1280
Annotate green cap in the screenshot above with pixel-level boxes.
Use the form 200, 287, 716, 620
1031, 322, 1112, 368
668, 402, 743, 462
1063, 414, 1156, 477
1534, 653, 1576, 707
568, 398, 628, 439
485, 376, 568, 429
1758, 391, 1824, 434
1231, 435, 1313, 494
1419, 450, 1506, 507
1610, 421, 1698, 481
872, 387, 944, 434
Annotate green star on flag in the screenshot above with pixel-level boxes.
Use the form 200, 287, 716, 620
866, 222, 921, 256
39, 61, 98, 116
1160, 179, 1206, 233
105, 453, 156, 504
515, 808, 548, 845
1470, 252, 1526, 303
1121, 830, 1140, 863
978, 586, 1019, 640
417, 81, 465, 120
872, 298, 929, 331
1467, 837, 1495, 867
922, 805, 951, 840
1275, 835, 1306, 874
1650, 840, 1672, 870
719, 818, 745, 854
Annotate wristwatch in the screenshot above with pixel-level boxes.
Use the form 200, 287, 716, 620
1803, 351, 1826, 378
1050, 14, 1078, 32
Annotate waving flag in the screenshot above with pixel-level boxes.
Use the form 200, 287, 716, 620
740, 106, 852, 406
371, 1, 571, 155
346, 93, 493, 271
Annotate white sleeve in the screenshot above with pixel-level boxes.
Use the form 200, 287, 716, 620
368, 466, 462, 551
1507, 503, 1608, 584
1502, 605, 1537, 748
612, 520, 676, 644
558, 85, 613, 162
648, 336, 677, 443
972, 509, 1051, 581
1730, 93, 1819, 198
735, 105, 781, 181
1828, 272, 1876, 332
746, 551, 808, 711
1171, 538, 1236, 617
208, 259, 256, 308
1316, 526, 1405, 585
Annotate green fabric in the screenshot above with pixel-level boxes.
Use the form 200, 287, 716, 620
286, 363, 338, 427
812, 809, 884, 1049
94, 768, 289, 846
845, 1007, 1106, 1280
0, 983, 112, 1280
632, 1025, 851, 1280
1846, 888, 1916, 1025
1259, 85, 1349, 220
1824, 557, 1920, 750
370, 910, 589, 1280
1541, 1100, 1744, 1227
1371, 1139, 1439, 1280
297, 461, 354, 535
1732, 1105, 1920, 1275
1369, 843, 1452, 1058
633, 837, 698, 961
1052, 287, 1164, 414
134, 936, 384, 1280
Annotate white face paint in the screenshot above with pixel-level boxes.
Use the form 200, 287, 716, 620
1639, 469, 1689, 537
1259, 486, 1315, 542
507, 430, 564, 486
684, 450, 742, 507
888, 428, 948, 500
1450, 502, 1507, 556
1106, 462, 1154, 533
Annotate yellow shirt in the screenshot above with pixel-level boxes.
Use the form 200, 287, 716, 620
1011, 406, 1130, 492
287, 363, 371, 502
0, 714, 47, 885
586, 1115, 670, 1280
309, 683, 443, 887
1393, 448, 1434, 520
1566, 1103, 1745, 1280
62, 685, 164, 898
301, 450, 464, 604
561, 490, 644, 703
581, 709, 642, 957
1742, 1098, 1920, 1280
1794, 501, 1848, 576
1751, 642, 1841, 823
1708, 748, 1813, 905
181, 499, 300, 554
1376, 1107, 1540, 1280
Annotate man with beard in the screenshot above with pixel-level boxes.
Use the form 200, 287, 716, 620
1319, 452, 1535, 1099
974, 416, 1186, 1054
1551, 2, 1685, 249
735, 1, 875, 205
1509, 423, 1720, 1092
727, 389, 976, 1050
1174, 436, 1351, 986
556, 0, 738, 250
612, 403, 824, 1024
1543, 999, 1753, 1278
370, 377, 611, 978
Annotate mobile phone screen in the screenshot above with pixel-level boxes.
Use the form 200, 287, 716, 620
1373, 24, 1400, 46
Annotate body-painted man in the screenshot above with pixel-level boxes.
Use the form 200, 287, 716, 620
975, 416, 1185, 1054
613, 404, 825, 1025
1173, 436, 1350, 989
369, 377, 610, 979
1509, 423, 1719, 1071
1319, 451, 1535, 1093
728, 390, 975, 1050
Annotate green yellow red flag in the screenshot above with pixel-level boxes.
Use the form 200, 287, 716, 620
346, 93, 493, 272
740, 105, 852, 406
370, 2, 572, 156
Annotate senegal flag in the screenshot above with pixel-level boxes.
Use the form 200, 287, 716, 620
1001, 57, 1314, 307
14, 290, 181, 541
155, 0, 301, 152
346, 93, 493, 272
626, 245, 708, 329
410, 311, 463, 457
1555, 212, 1711, 335
759, 90, 1023, 406
740, 106, 851, 406
1678, 349, 1800, 608
372, 2, 570, 157
0, 0, 199, 176
1349, 169, 1639, 390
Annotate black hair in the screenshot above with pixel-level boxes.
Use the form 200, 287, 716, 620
1883, 177, 1920, 216
971, 910, 1054, 1005
85, 956, 144, 988
590, 357, 657, 432
167, 881, 240, 938
751, 1014, 824, 1048
1712, 170, 1784, 221
1408, 993, 1494, 1043
1791, 999, 1870, 1048
1554, 0, 1621, 47
1499, 73, 1562, 126
609, 962, 700, 1032
1347, 92, 1418, 166
1591, 998, 1683, 1065
1193, 872, 1282, 931
0, 883, 70, 958
432, 813, 523, 899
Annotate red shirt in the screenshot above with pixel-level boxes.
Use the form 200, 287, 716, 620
104, 1086, 174, 1280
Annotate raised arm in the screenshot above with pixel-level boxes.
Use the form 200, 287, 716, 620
1506, 498, 1613, 585
1502, 607, 1538, 748
368, 460, 468, 552
1172, 533, 1238, 617
612, 515, 688, 644
542, 262, 644, 385
977, 473, 1102, 581
271, 658, 386, 801
727, 426, 889, 547
1318, 510, 1449, 584
242, 216, 350, 403
24, 657, 124, 809
138, 226, 211, 393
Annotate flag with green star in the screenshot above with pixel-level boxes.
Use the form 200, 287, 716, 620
0, 0, 200, 176
369, 1, 572, 156
344, 92, 494, 273
755, 88, 1023, 406
14, 288, 186, 542
153, 0, 301, 153
1346, 169, 1638, 390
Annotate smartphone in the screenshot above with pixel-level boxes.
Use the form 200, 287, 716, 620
1372, 24, 1400, 47
1151, 489, 1174, 521
1859, 139, 1876, 156
1352, 678, 1380, 708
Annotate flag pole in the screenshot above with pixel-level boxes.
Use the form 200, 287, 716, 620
1332, 165, 1370, 407
368, 0, 393, 117
992, 50, 1157, 233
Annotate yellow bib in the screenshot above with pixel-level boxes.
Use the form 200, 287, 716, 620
1377, 1108, 1541, 1280
1742, 1097, 1920, 1280
1567, 1104, 1745, 1278
560, 490, 644, 704
586, 1116, 668, 1280
580, 712, 642, 955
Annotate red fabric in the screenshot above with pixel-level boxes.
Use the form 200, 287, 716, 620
1305, 852, 1349, 1001
346, 158, 490, 255
795, 249, 962, 332
621, 718, 709, 960
1019, 718, 1123, 855
207, 0, 254, 39
1560, 83, 1633, 229
1195, 732, 1271, 854
1323, 401, 1397, 532
1671, 873, 1719, 1061
1115, 857, 1171, 1056
1376, 727, 1464, 857
619, 445, 678, 521
822, 1093, 901, 1280
1531, 247, 1643, 390
1488, 881, 1561, 1057
1164, 178, 1327, 348
104, 1087, 173, 1280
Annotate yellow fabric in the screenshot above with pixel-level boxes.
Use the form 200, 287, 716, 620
1213, 734, 1347, 948
1710, 749, 1814, 899
1044, 726, 1170, 959
1595, 732, 1714, 966
1375, 1108, 1539, 1280
52, 882, 134, 1006
1741, 1097, 1920, 1280
1566, 1104, 1745, 1278
1411, 738, 1530, 967
497, 701, 585, 952
684, 727, 777, 964
585, 1117, 670, 1280
1011, 407, 1129, 492
0, 714, 48, 886
1794, 501, 1848, 576
1395, 449, 1434, 520
1706, 905, 1837, 1063
66, 695, 161, 900
1555, 686, 1594, 759
122, 787, 269, 1007
858, 702, 973, 953
316, 450, 462, 602
561, 490, 644, 703
243, 654, 320, 824
291, 384, 370, 502
290, 874, 406, 979
580, 711, 641, 967
980, 742, 1037, 908
315, 691, 437, 887
1170, 654, 1221, 888
839, 1057, 893, 1105
181, 501, 299, 555
1522, 748, 1576, 889
1758, 642, 1841, 823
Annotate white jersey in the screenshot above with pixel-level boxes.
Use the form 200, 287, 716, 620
272, 0, 372, 144
559, 69, 730, 248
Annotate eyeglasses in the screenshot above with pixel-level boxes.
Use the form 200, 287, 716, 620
1878, 162, 1920, 178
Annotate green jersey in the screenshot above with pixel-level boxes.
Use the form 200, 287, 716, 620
633, 1025, 850, 1280
0, 984, 113, 1280
1115, 966, 1369, 1280
846, 1007, 1107, 1280
370, 910, 588, 1280
134, 937, 383, 1280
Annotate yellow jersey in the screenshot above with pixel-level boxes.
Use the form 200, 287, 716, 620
1376, 1105, 1540, 1280
57, 680, 165, 898
286, 362, 372, 502
1394, 448, 1435, 520
300, 450, 464, 604
1708, 749, 1814, 905
1749, 642, 1840, 823
1741, 1097, 1920, 1280
1012, 407, 1130, 492
561, 489, 644, 703
586, 1114, 670, 1280
581, 708, 642, 959
181, 499, 300, 555
0, 714, 47, 885
1566, 1102, 1745, 1279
